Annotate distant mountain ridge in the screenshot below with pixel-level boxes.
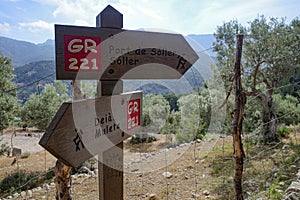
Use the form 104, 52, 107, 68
0, 34, 215, 67
0, 34, 215, 99
0, 37, 54, 67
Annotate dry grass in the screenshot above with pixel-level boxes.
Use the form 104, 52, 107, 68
0, 130, 299, 199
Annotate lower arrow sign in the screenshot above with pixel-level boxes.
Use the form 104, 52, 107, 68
39, 91, 142, 167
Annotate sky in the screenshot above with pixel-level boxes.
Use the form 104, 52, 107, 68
0, 0, 299, 44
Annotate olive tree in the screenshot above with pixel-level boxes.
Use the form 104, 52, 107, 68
213, 16, 300, 143
21, 81, 69, 131
0, 54, 19, 133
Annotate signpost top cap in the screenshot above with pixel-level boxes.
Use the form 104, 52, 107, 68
96, 5, 123, 29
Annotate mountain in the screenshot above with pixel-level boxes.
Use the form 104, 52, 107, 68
0, 34, 215, 67
13, 60, 56, 102
0, 37, 54, 67
0, 34, 216, 98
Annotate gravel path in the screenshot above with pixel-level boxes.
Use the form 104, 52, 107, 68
0, 133, 44, 154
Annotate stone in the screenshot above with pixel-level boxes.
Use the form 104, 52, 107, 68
282, 144, 290, 150
20, 191, 26, 198
279, 181, 285, 186
13, 193, 19, 198
148, 193, 159, 200
202, 190, 210, 196
43, 183, 49, 190
36, 186, 42, 191
286, 181, 300, 194
88, 170, 95, 177
12, 147, 22, 156
27, 190, 33, 197
192, 192, 200, 198
80, 166, 90, 174
297, 171, 300, 180
162, 172, 173, 179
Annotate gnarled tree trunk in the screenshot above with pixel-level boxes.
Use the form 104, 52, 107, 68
54, 160, 72, 200
257, 90, 278, 143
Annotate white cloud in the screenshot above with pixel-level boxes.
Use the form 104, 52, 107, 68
0, 22, 11, 35
18, 20, 53, 32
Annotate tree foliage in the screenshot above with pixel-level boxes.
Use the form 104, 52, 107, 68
213, 16, 300, 143
21, 81, 69, 131
143, 94, 170, 133
0, 54, 19, 132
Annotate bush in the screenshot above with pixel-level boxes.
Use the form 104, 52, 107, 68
0, 171, 38, 194
0, 141, 10, 156
129, 134, 157, 145
43, 168, 55, 181
277, 126, 293, 137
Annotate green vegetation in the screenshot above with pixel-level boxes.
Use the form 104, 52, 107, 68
213, 16, 300, 143
20, 81, 69, 131
0, 54, 20, 133
0, 171, 38, 194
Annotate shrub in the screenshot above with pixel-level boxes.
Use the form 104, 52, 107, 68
0, 141, 10, 156
277, 126, 293, 137
0, 171, 38, 194
129, 134, 157, 145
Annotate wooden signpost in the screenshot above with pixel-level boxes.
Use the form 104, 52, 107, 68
39, 5, 198, 200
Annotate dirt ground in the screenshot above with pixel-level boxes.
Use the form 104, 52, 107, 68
0, 130, 221, 200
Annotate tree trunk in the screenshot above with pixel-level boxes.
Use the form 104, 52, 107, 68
54, 160, 72, 200
54, 80, 84, 200
257, 91, 278, 143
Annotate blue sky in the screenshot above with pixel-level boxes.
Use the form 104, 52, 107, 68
0, 0, 299, 44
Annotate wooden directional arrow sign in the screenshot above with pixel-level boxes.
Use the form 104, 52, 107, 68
55, 24, 199, 80
39, 91, 142, 167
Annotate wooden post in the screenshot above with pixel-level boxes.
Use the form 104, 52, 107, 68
96, 6, 124, 200
232, 34, 246, 200
55, 80, 84, 200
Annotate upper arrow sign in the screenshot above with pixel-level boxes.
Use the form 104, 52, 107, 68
39, 91, 142, 167
55, 24, 199, 80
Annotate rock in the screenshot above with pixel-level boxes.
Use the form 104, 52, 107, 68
202, 190, 210, 196
282, 144, 290, 150
148, 193, 159, 200
36, 186, 42, 191
265, 182, 271, 188
7, 196, 12, 199
50, 182, 56, 187
12, 147, 22, 156
279, 181, 285, 186
192, 192, 200, 198
162, 172, 173, 179
277, 189, 284, 193
283, 181, 300, 200
286, 181, 300, 194
27, 190, 33, 197
88, 170, 95, 177
13, 193, 19, 198
297, 171, 300, 180
20, 191, 26, 197
271, 168, 279, 173
43, 183, 50, 190
80, 166, 90, 174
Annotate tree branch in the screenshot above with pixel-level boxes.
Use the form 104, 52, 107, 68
218, 79, 234, 109
252, 60, 265, 90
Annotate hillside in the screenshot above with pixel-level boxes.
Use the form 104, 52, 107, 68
13, 61, 56, 102
0, 37, 54, 67
1, 34, 215, 97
